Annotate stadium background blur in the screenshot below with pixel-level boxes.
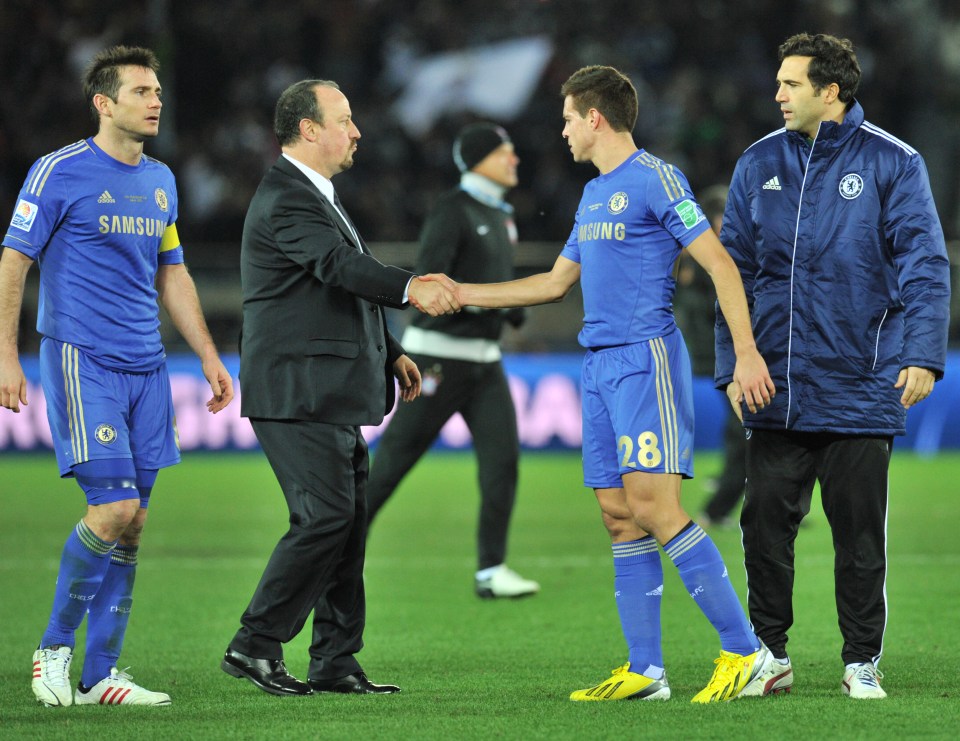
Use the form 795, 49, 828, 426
2, 0, 958, 355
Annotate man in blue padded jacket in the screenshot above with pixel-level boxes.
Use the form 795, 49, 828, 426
716, 33, 950, 700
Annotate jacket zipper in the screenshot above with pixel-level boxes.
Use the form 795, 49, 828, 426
785, 128, 819, 428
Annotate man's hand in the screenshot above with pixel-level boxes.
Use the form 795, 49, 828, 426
732, 348, 776, 415
725, 381, 744, 422
393, 354, 422, 402
201, 357, 235, 413
0, 351, 27, 413
408, 274, 460, 316
895, 366, 935, 409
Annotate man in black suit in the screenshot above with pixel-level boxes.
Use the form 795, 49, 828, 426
221, 79, 459, 696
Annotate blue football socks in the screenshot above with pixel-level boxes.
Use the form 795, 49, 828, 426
81, 544, 138, 687
612, 536, 664, 679
40, 520, 116, 649
664, 522, 758, 656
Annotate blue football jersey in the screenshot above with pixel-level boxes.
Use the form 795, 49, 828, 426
3, 138, 184, 372
561, 150, 710, 348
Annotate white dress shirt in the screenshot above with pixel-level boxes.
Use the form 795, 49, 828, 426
282, 153, 360, 247
281, 152, 412, 302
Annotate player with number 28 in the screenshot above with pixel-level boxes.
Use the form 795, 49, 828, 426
449, 65, 776, 703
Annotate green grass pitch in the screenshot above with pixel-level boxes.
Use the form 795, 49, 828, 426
1, 451, 957, 739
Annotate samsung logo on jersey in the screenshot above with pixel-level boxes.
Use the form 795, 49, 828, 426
98, 215, 167, 236
578, 221, 626, 242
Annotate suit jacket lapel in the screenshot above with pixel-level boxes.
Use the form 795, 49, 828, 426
272, 157, 363, 251
332, 192, 365, 253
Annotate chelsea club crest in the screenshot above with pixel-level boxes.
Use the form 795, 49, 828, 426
839, 173, 863, 200
607, 191, 628, 214
95, 423, 118, 445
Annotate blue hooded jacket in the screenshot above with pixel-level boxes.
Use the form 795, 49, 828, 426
715, 101, 951, 435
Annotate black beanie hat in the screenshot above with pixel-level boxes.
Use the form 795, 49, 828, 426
453, 122, 511, 173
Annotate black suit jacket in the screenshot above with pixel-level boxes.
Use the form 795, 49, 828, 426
239, 156, 413, 424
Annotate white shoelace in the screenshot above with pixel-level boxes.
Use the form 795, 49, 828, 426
851, 664, 883, 688
110, 667, 138, 685
41, 649, 71, 685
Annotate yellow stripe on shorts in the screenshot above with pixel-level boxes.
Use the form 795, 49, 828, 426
61, 343, 88, 464
650, 337, 680, 473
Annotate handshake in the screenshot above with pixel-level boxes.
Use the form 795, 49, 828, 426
407, 273, 462, 316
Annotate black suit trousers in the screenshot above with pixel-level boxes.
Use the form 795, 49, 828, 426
230, 418, 368, 681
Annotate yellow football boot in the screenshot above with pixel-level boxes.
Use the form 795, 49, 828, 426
570, 663, 670, 701
691, 645, 774, 703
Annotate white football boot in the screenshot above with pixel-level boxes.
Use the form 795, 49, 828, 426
75, 667, 171, 706
842, 662, 886, 699
475, 565, 540, 599
739, 655, 794, 696
32, 646, 74, 707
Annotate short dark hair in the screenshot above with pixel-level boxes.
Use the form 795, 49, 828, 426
83, 45, 160, 124
274, 79, 339, 146
778, 33, 860, 105
560, 65, 638, 133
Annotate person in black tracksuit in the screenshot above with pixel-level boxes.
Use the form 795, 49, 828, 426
366, 123, 539, 599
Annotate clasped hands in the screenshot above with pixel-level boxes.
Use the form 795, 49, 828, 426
407, 273, 461, 316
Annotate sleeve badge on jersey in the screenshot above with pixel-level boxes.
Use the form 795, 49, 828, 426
674, 199, 705, 229
154, 188, 168, 212
10, 198, 40, 232
607, 191, 629, 215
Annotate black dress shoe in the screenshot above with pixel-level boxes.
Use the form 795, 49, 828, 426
309, 671, 400, 694
221, 647, 313, 696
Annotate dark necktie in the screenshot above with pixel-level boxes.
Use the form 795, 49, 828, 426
332, 191, 361, 249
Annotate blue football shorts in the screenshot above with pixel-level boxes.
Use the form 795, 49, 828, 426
39, 338, 181, 477
581, 330, 695, 488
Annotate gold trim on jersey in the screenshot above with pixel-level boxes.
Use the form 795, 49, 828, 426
61, 343, 89, 464
649, 337, 680, 473
636, 152, 686, 201
159, 223, 180, 253
27, 141, 90, 197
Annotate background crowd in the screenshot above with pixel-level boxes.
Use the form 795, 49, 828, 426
2, 0, 958, 351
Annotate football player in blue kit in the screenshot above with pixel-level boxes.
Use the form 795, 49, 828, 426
0, 46, 233, 707
450, 65, 777, 702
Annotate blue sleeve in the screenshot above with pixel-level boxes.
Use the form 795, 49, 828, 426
158, 177, 184, 265
650, 167, 711, 248
2, 161, 68, 259
714, 158, 755, 388
884, 153, 951, 378
560, 204, 583, 264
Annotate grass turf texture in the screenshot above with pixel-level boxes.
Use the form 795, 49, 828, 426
1, 451, 957, 740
